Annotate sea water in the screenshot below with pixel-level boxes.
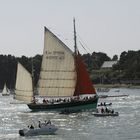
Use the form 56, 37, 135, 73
0, 88, 140, 140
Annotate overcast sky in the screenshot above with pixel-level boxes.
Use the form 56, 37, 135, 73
0, 0, 140, 58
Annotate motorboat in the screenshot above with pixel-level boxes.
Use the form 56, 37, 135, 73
19, 123, 58, 136
97, 102, 112, 106
92, 112, 119, 117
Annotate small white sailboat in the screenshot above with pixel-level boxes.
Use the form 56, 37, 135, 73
2, 83, 10, 96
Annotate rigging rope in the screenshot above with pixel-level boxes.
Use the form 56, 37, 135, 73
77, 33, 92, 54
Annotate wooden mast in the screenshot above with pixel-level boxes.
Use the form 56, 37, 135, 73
31, 58, 34, 96
73, 18, 78, 55
73, 18, 97, 96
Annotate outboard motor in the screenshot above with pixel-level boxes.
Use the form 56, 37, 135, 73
19, 129, 25, 136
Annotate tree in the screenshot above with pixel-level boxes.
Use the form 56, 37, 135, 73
112, 55, 118, 61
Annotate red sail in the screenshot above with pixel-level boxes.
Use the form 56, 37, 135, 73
74, 52, 96, 96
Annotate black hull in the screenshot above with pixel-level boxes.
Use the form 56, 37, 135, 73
97, 103, 112, 106
27, 97, 98, 111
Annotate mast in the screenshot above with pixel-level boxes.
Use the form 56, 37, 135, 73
73, 19, 97, 96
31, 58, 34, 95
73, 18, 78, 54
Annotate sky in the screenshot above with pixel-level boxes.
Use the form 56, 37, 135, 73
0, 0, 140, 58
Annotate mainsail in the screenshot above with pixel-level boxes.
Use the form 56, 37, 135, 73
38, 27, 76, 97
15, 62, 33, 103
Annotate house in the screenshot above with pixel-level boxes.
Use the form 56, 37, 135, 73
101, 61, 117, 69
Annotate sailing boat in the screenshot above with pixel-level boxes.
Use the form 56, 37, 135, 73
2, 83, 10, 96
15, 19, 98, 111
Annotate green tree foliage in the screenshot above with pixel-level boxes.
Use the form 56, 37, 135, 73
0, 54, 42, 90
0, 55, 17, 89
112, 55, 118, 61
82, 52, 111, 71
31, 55, 42, 86
0, 50, 140, 89
113, 50, 140, 79
91, 52, 111, 69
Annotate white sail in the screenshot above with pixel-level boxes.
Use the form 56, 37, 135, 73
15, 62, 33, 103
37, 27, 76, 97
2, 83, 10, 96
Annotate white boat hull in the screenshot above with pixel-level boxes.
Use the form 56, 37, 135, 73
19, 124, 58, 136
92, 112, 119, 117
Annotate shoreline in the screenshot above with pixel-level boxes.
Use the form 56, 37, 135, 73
94, 84, 140, 89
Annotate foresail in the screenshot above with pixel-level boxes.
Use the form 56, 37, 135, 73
15, 63, 33, 103
38, 27, 76, 97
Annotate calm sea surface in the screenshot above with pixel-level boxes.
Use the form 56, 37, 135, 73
0, 88, 140, 140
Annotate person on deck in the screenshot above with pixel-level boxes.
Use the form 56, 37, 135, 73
105, 107, 109, 113
111, 109, 114, 114
32, 96, 36, 104
30, 125, 34, 129
46, 120, 51, 125
101, 107, 104, 113
44, 120, 47, 125
43, 99, 47, 103
38, 121, 41, 128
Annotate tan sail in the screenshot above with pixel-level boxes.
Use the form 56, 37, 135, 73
15, 62, 33, 103
37, 27, 76, 97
